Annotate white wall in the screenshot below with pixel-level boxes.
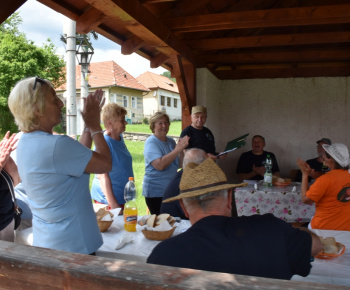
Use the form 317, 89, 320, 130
197, 68, 350, 182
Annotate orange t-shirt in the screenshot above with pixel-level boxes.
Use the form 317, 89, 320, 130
306, 169, 350, 231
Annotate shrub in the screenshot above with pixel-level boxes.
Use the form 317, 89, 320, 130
143, 117, 149, 125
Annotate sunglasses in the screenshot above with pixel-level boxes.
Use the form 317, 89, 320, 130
33, 77, 47, 90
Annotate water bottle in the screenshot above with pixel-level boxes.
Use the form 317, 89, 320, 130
263, 154, 273, 187
124, 177, 138, 232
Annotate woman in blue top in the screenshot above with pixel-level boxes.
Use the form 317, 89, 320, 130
8, 77, 111, 255
91, 103, 133, 213
143, 112, 189, 215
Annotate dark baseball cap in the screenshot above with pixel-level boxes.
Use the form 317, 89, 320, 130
317, 138, 332, 145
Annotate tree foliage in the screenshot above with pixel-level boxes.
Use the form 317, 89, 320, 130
0, 12, 66, 134
161, 71, 176, 83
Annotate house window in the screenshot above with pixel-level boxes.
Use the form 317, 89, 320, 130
160, 95, 165, 106
110, 93, 117, 103
174, 98, 178, 108
167, 97, 171, 107
123, 95, 128, 108
131, 97, 137, 108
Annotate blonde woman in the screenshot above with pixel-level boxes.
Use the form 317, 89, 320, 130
8, 77, 111, 254
142, 112, 189, 215
91, 103, 133, 213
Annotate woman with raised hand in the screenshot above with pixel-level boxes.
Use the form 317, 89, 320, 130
142, 111, 189, 215
297, 143, 350, 231
8, 77, 111, 254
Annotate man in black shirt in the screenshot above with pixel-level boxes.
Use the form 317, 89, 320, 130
180, 105, 225, 159
294, 138, 331, 182
236, 135, 280, 181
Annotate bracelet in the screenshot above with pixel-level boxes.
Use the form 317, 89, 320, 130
90, 131, 104, 138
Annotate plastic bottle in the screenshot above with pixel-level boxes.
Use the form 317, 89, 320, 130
124, 177, 138, 232
263, 154, 273, 187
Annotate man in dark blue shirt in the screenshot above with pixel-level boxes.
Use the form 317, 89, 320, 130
148, 159, 322, 280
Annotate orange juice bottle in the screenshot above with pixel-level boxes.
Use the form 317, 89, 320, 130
124, 177, 137, 232
124, 200, 138, 232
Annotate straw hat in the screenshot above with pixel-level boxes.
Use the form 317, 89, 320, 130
163, 158, 247, 203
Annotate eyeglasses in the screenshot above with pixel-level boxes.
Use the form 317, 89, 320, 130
33, 77, 46, 90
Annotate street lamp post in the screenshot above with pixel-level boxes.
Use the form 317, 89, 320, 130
75, 34, 94, 132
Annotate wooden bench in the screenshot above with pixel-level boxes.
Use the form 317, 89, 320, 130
1, 241, 346, 289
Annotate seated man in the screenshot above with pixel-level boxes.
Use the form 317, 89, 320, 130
160, 148, 208, 219
148, 159, 322, 280
236, 135, 280, 181
294, 138, 331, 182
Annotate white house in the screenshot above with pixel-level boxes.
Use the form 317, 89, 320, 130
137, 71, 181, 121
57, 61, 150, 131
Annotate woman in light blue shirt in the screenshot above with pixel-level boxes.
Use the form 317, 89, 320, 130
142, 112, 189, 215
91, 103, 133, 213
8, 77, 111, 254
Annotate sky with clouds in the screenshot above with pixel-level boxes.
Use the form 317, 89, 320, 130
15, 0, 167, 78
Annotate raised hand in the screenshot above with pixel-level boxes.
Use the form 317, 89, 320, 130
81, 89, 104, 132
0, 131, 18, 170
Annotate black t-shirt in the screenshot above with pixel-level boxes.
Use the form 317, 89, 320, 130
180, 125, 216, 155
236, 151, 280, 180
147, 214, 312, 280
294, 158, 329, 182
0, 170, 14, 231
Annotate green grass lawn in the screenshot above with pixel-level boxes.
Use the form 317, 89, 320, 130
90, 121, 182, 216
125, 120, 182, 136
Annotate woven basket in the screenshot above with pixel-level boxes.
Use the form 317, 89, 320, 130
142, 227, 176, 241
98, 220, 113, 232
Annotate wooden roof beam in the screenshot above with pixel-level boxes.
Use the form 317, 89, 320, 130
189, 31, 350, 50
121, 35, 144, 55
214, 65, 350, 79
201, 48, 350, 64
165, 4, 350, 32
76, 7, 106, 34
84, 0, 201, 66
150, 53, 170, 68
1, 0, 27, 24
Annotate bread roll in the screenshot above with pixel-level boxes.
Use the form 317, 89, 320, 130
156, 214, 170, 226
146, 214, 157, 227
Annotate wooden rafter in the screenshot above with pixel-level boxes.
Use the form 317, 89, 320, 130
164, 5, 350, 32
189, 31, 350, 50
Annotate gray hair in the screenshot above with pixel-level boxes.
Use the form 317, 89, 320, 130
183, 189, 228, 210
183, 148, 208, 168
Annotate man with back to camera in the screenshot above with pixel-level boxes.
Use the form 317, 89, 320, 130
180, 105, 225, 160
147, 158, 323, 280
236, 135, 280, 182
295, 138, 331, 182
159, 148, 208, 219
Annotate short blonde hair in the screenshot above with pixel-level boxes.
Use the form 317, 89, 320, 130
149, 111, 170, 133
8, 77, 52, 132
101, 103, 127, 127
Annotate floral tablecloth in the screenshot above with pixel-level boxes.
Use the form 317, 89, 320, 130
234, 182, 315, 223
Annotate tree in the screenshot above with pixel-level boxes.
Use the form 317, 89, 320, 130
0, 13, 66, 135
161, 71, 176, 83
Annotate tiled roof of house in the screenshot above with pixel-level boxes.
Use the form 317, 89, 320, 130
57, 60, 149, 92
136, 71, 178, 93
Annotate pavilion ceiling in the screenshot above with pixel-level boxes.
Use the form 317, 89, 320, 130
3, 0, 350, 80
